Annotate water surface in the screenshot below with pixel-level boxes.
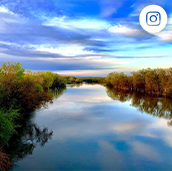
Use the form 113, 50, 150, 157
11, 84, 172, 170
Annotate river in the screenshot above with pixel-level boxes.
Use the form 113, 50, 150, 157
9, 84, 172, 170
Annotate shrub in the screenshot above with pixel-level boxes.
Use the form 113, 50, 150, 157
0, 109, 19, 146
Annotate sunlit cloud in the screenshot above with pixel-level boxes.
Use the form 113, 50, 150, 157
36, 45, 93, 56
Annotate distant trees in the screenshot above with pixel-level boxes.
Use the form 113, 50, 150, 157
106, 68, 172, 97
83, 77, 105, 84
63, 76, 105, 84
64, 76, 82, 84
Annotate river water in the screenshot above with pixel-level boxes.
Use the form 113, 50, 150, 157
10, 84, 172, 170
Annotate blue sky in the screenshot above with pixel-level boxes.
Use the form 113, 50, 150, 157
0, 0, 172, 76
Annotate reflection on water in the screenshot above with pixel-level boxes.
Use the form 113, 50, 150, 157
10, 84, 172, 170
107, 87, 172, 124
6, 116, 53, 169
68, 83, 83, 88
6, 87, 67, 169
48, 86, 67, 99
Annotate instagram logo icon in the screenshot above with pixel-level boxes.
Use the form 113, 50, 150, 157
140, 5, 167, 34
146, 12, 161, 26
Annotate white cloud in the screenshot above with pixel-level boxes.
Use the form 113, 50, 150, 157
35, 44, 93, 56
156, 30, 172, 41
0, 6, 12, 13
43, 17, 110, 30
0, 5, 27, 27
109, 25, 142, 36
153, 14, 172, 41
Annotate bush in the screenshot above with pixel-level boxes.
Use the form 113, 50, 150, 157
0, 109, 19, 146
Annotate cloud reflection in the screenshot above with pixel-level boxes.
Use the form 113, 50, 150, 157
30, 84, 172, 169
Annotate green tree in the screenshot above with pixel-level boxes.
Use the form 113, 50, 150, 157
0, 108, 19, 146
52, 74, 67, 87
41, 71, 54, 89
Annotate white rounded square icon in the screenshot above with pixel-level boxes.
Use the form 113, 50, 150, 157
146, 12, 161, 26
140, 5, 167, 34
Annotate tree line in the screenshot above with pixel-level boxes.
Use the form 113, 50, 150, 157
64, 76, 105, 84
106, 68, 172, 96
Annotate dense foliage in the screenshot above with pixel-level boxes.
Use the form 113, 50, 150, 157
0, 62, 68, 168
0, 62, 54, 114
0, 109, 19, 146
106, 68, 172, 96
